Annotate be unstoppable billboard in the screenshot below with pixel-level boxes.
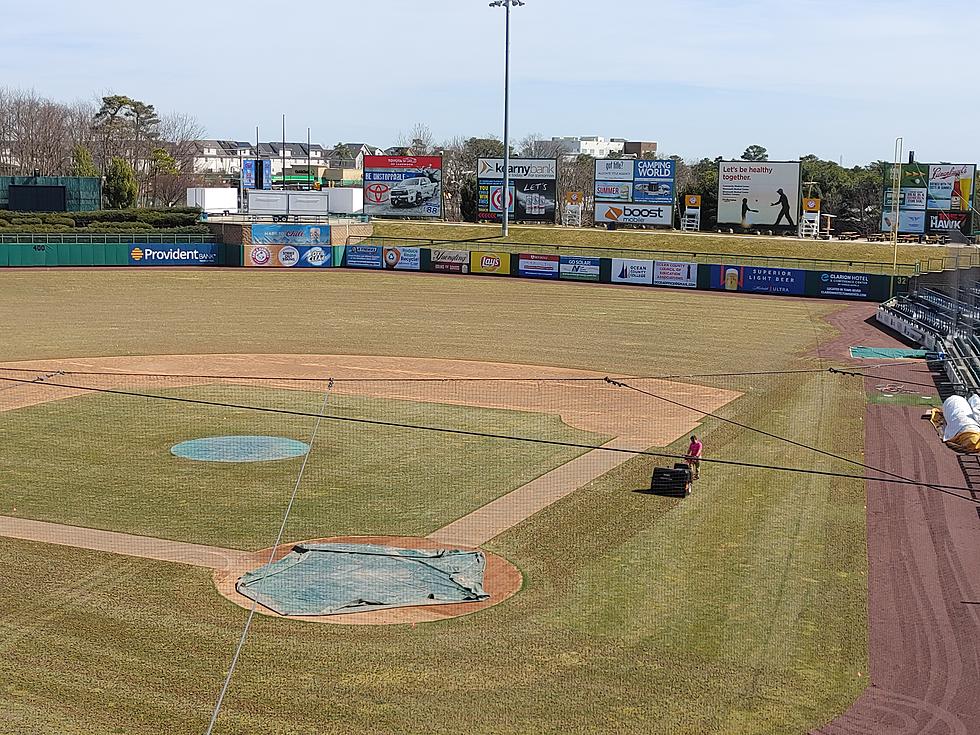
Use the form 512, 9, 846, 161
477, 158, 557, 224
717, 161, 802, 229
594, 159, 675, 227
363, 156, 443, 218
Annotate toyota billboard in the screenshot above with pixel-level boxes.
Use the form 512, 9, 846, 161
717, 161, 802, 230
363, 156, 443, 218
594, 158, 675, 227
477, 158, 557, 224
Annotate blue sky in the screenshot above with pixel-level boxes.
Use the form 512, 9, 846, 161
3, 0, 978, 165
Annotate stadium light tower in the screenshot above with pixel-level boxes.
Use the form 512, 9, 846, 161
489, 0, 525, 238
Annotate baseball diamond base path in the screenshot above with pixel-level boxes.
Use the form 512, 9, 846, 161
809, 304, 980, 735
0, 515, 247, 569
0, 353, 740, 624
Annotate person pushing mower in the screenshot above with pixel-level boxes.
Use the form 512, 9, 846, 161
686, 435, 703, 481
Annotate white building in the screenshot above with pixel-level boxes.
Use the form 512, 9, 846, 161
550, 136, 626, 159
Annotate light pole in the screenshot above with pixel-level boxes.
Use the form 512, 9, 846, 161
890, 137, 903, 295
489, 0, 524, 238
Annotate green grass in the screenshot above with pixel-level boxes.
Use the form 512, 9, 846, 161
0, 269, 869, 733
0, 386, 599, 548
371, 220, 958, 270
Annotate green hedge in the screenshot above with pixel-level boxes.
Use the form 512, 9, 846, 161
0, 206, 208, 234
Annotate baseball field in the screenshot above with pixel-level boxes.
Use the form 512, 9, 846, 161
0, 268, 870, 734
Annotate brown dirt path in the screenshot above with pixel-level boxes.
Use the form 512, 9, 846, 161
809, 304, 980, 734
0, 515, 247, 569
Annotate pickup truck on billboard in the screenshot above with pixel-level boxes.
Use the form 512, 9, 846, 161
390, 177, 438, 208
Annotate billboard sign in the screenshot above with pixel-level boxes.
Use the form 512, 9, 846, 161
470, 251, 512, 275
430, 249, 469, 274
595, 202, 671, 225
382, 246, 421, 271
927, 164, 975, 211
807, 271, 877, 300
611, 258, 654, 285
128, 245, 219, 266
559, 255, 601, 282
708, 265, 806, 295
244, 245, 332, 268
477, 158, 557, 223
653, 261, 698, 288
345, 245, 383, 269
928, 211, 971, 232
241, 159, 256, 190
883, 188, 927, 211
717, 161, 802, 228
251, 224, 329, 245
881, 209, 926, 234
363, 156, 442, 218
594, 158, 675, 227
516, 253, 560, 279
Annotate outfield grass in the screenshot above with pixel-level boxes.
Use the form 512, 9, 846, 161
372, 220, 958, 269
0, 269, 869, 734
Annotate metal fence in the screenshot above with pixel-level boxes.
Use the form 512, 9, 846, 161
0, 233, 215, 244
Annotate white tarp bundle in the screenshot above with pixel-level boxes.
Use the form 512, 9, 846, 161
940, 395, 980, 452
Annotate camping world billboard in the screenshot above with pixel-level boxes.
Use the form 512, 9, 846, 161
717, 161, 802, 229
594, 158, 675, 227
477, 158, 557, 224
363, 156, 442, 218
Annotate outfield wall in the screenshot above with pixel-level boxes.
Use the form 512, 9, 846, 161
0, 239, 908, 302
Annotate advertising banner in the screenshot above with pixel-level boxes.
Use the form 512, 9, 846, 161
251, 224, 330, 245
362, 155, 443, 218
881, 209, 926, 234
928, 211, 971, 232
516, 253, 560, 279
804, 271, 885, 301
653, 261, 698, 288
595, 202, 672, 226
241, 159, 256, 190
559, 255, 601, 282
477, 158, 557, 223
382, 246, 421, 271
928, 164, 975, 211
594, 159, 634, 181
883, 188, 927, 211
594, 158, 676, 227
346, 245, 383, 269
470, 251, 512, 275
611, 258, 654, 285
594, 181, 632, 201
717, 161, 801, 228
708, 265, 806, 295
128, 244, 219, 266
244, 245, 332, 268
430, 249, 469, 274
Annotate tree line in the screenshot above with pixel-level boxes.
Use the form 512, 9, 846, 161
0, 88, 202, 208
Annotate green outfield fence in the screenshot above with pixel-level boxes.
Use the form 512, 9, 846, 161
0, 237, 237, 267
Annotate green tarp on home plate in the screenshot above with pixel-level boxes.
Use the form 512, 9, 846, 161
236, 543, 489, 616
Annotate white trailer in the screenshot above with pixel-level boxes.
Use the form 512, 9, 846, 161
326, 187, 363, 215
186, 187, 238, 214
247, 190, 330, 220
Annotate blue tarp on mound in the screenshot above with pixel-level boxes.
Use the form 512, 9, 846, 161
236, 543, 489, 616
849, 346, 927, 359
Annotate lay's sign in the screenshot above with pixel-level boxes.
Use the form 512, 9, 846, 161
470, 251, 511, 275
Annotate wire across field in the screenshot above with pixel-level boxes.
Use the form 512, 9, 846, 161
0, 269, 871, 735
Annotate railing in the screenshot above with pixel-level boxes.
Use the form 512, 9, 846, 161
348, 235, 923, 275
0, 233, 215, 244
206, 213, 370, 224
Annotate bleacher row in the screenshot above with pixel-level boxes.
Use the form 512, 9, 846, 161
877, 281, 980, 394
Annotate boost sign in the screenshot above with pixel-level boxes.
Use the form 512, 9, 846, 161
595, 203, 671, 225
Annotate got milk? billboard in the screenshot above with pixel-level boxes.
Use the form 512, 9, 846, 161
363, 156, 443, 218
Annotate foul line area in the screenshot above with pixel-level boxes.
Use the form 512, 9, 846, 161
0, 354, 740, 608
